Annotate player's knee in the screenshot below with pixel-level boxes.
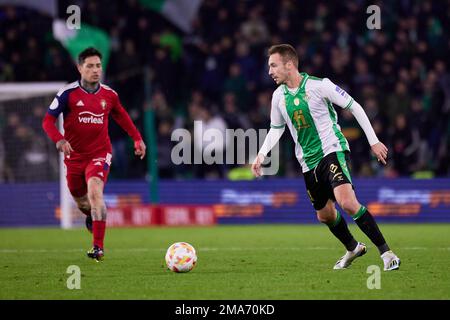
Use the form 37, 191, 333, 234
317, 213, 334, 224
316, 208, 335, 224
338, 198, 359, 215
87, 177, 104, 203
88, 189, 103, 205
89, 198, 104, 209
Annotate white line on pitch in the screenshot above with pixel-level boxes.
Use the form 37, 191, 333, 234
0, 247, 449, 253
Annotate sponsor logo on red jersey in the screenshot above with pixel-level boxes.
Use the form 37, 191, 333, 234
78, 111, 104, 124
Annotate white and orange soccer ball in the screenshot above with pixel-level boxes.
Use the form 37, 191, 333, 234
165, 242, 197, 273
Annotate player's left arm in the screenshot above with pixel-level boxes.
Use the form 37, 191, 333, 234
110, 93, 146, 160
322, 78, 388, 165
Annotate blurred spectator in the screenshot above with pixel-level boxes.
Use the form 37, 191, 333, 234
200, 42, 227, 100
222, 92, 250, 130
157, 119, 177, 179
339, 109, 369, 174
352, 57, 375, 93
3, 113, 20, 181
234, 42, 258, 88
385, 82, 411, 126
192, 104, 228, 179
222, 92, 251, 171
391, 114, 417, 175
240, 5, 270, 48
223, 63, 248, 110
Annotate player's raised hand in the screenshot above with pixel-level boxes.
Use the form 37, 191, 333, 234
134, 140, 146, 160
56, 139, 73, 156
371, 142, 388, 165
251, 153, 265, 177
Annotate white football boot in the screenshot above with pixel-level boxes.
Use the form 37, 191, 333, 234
381, 250, 401, 271
333, 242, 367, 269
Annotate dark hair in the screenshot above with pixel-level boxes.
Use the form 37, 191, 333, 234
78, 47, 102, 65
268, 44, 298, 68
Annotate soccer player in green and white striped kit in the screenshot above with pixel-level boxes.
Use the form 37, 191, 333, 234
252, 44, 400, 271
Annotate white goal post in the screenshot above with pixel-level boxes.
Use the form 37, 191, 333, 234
0, 82, 74, 229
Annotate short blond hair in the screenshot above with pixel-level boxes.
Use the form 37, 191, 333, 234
268, 44, 298, 68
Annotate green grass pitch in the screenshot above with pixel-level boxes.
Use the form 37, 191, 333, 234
1, 224, 449, 299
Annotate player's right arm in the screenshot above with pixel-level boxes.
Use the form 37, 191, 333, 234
251, 88, 286, 177
42, 87, 74, 156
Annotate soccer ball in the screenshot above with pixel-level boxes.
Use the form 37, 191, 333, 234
165, 242, 197, 273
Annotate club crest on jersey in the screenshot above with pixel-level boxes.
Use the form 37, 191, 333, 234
294, 98, 300, 106
100, 99, 107, 109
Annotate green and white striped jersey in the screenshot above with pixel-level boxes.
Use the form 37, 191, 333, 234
270, 72, 354, 172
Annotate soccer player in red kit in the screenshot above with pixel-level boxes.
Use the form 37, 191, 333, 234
42, 47, 146, 261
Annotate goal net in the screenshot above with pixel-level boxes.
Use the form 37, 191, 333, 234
0, 83, 79, 228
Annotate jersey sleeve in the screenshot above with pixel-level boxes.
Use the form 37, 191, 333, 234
321, 78, 354, 110
270, 88, 286, 129
42, 87, 71, 143
46, 87, 70, 117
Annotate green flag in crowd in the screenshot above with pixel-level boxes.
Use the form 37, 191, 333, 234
52, 20, 111, 70
139, 0, 201, 33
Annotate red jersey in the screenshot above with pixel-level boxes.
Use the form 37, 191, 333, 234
42, 81, 142, 159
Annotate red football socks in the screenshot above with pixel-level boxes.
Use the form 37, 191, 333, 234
93, 220, 106, 249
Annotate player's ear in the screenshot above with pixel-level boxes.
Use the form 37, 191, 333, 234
285, 60, 293, 70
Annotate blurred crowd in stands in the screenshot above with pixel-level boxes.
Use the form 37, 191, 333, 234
0, 0, 449, 182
